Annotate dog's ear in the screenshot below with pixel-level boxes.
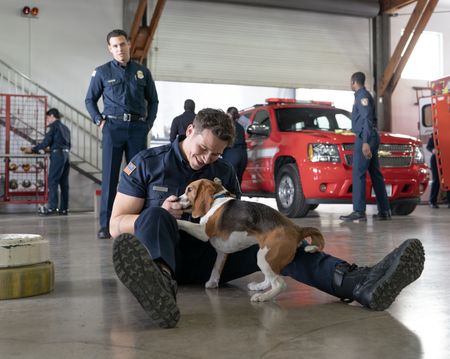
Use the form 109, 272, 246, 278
191, 181, 215, 218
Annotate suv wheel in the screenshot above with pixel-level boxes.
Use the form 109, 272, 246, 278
275, 164, 310, 218
391, 202, 417, 216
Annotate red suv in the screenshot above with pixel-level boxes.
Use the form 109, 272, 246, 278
240, 98, 429, 218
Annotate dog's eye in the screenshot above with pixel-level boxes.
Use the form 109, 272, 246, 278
187, 187, 192, 193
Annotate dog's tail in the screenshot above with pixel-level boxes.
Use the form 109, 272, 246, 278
296, 226, 325, 251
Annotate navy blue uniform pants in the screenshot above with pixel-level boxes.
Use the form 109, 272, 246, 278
134, 207, 344, 296
100, 119, 149, 229
352, 133, 390, 213
48, 151, 70, 211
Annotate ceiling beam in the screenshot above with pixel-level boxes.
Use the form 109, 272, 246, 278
130, 0, 167, 64
378, 0, 438, 97
380, 0, 417, 14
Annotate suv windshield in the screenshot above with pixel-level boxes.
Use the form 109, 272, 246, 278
275, 107, 352, 132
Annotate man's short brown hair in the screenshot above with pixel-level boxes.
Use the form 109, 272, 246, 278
193, 108, 235, 146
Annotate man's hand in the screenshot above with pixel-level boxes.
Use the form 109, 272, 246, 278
99, 120, 106, 130
162, 195, 184, 219
362, 142, 372, 160
21, 147, 33, 154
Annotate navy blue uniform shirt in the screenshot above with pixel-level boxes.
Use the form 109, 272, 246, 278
85, 59, 159, 128
118, 137, 240, 212
232, 122, 246, 148
32, 120, 71, 153
169, 111, 196, 142
352, 87, 376, 143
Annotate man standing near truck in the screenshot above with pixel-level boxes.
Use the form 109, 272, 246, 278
340, 72, 391, 222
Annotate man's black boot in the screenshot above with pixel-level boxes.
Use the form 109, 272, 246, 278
373, 211, 392, 220
333, 238, 425, 310
113, 233, 180, 328
339, 211, 367, 222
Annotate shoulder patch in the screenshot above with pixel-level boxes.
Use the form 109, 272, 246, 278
361, 98, 369, 106
137, 70, 144, 79
91, 70, 96, 77
123, 162, 137, 176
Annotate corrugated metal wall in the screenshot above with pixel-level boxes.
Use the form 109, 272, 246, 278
150, 0, 372, 90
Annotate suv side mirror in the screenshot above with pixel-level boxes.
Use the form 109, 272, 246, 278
247, 124, 270, 137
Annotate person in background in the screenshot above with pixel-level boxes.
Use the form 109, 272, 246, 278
427, 134, 450, 208
85, 29, 159, 239
109, 108, 424, 329
22, 108, 71, 215
169, 99, 196, 142
222, 106, 248, 184
340, 72, 391, 222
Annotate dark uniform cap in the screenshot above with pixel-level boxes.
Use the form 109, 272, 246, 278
46, 108, 62, 119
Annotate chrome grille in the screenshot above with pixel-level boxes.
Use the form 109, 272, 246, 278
345, 154, 412, 167
343, 143, 413, 168
342, 143, 413, 152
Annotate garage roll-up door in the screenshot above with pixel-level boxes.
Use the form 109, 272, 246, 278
150, 0, 372, 90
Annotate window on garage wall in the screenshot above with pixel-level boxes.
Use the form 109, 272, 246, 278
401, 30, 443, 81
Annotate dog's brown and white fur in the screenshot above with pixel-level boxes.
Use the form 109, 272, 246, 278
177, 179, 325, 302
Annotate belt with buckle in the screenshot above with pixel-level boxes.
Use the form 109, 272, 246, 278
52, 148, 69, 153
107, 114, 145, 122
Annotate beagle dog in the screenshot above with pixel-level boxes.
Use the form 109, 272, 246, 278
177, 179, 325, 302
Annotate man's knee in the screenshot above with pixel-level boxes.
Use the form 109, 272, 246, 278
135, 207, 177, 234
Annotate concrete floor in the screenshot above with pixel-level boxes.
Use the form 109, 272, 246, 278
0, 202, 449, 359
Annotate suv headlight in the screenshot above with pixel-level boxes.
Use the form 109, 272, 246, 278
308, 144, 340, 163
414, 146, 425, 164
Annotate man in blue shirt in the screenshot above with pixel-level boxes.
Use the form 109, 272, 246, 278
222, 106, 248, 184
169, 99, 196, 142
23, 108, 71, 215
340, 72, 391, 222
85, 29, 159, 239
109, 108, 424, 329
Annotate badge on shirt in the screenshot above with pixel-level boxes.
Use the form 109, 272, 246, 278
91, 70, 96, 77
137, 70, 144, 79
361, 98, 369, 106
123, 162, 137, 176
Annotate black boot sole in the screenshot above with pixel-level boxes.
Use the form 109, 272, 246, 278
112, 233, 180, 328
364, 238, 425, 311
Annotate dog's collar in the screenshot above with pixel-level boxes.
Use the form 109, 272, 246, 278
213, 190, 230, 199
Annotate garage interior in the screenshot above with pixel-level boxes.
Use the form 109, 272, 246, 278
1, 0, 450, 358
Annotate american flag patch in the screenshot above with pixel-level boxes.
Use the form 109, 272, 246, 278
123, 162, 136, 176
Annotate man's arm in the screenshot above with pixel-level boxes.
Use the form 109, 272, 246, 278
110, 192, 145, 238
32, 126, 55, 153
85, 69, 104, 125
145, 69, 159, 130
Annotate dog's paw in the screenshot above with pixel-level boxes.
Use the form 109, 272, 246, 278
250, 292, 272, 302
304, 245, 319, 253
205, 280, 219, 289
248, 280, 270, 291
